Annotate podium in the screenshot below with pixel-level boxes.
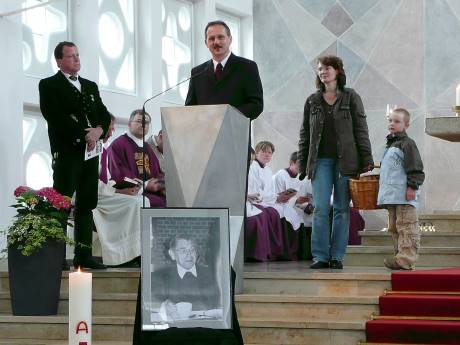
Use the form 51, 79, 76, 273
161, 104, 250, 293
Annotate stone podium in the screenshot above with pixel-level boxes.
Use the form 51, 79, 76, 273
160, 104, 250, 293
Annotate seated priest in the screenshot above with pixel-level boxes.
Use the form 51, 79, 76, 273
151, 234, 222, 321
107, 109, 166, 208
92, 113, 146, 267
273, 151, 314, 260
245, 141, 285, 261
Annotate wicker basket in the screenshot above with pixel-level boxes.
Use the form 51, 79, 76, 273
349, 174, 380, 210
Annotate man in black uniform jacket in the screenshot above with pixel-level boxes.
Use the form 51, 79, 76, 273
185, 20, 263, 121
39, 41, 110, 269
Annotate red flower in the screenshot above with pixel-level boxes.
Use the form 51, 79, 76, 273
14, 186, 32, 197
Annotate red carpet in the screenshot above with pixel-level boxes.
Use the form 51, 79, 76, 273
366, 268, 460, 344
366, 319, 460, 344
379, 294, 460, 317
391, 267, 460, 292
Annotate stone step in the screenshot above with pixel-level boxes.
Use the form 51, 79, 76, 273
359, 230, 460, 247
0, 269, 140, 294
0, 292, 137, 316
345, 246, 460, 267
235, 294, 378, 322
418, 213, 460, 232
240, 318, 365, 345
0, 315, 134, 341
242, 269, 391, 297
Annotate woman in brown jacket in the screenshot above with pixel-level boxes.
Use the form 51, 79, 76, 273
297, 56, 373, 269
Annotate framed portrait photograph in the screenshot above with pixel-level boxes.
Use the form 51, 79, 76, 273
140, 208, 232, 330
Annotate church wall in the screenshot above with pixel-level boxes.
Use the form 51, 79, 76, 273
252, 0, 460, 228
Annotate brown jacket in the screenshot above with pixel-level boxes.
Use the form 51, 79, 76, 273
298, 88, 373, 179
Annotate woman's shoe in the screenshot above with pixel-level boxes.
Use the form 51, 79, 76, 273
330, 259, 343, 269
310, 261, 330, 269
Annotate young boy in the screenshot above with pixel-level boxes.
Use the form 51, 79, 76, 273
378, 108, 425, 270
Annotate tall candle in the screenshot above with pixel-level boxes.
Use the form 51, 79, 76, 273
386, 104, 390, 117
69, 268, 92, 345
456, 84, 460, 106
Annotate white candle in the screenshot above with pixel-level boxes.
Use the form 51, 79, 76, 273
69, 268, 92, 345
456, 84, 460, 106
386, 104, 390, 117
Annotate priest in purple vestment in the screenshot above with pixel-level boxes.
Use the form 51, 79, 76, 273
107, 109, 166, 208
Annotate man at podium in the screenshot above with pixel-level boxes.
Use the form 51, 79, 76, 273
185, 20, 264, 120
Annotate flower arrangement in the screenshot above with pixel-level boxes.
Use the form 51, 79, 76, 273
3, 186, 74, 256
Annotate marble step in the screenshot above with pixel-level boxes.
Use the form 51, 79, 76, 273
418, 213, 460, 232
243, 268, 391, 297
0, 269, 140, 294
359, 230, 460, 247
0, 292, 137, 315
1, 267, 391, 298
236, 294, 378, 322
240, 318, 365, 345
0, 315, 134, 341
345, 246, 460, 267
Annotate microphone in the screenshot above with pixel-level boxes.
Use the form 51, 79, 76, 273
141, 64, 210, 121
140, 64, 210, 208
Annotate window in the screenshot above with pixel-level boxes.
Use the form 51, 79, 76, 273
162, 0, 193, 104
23, 113, 53, 189
22, 0, 68, 77
98, 0, 136, 93
216, 10, 240, 56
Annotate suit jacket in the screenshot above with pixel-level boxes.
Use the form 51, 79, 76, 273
39, 71, 110, 155
151, 264, 220, 311
185, 53, 263, 120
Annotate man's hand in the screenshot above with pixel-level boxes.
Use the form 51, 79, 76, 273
85, 127, 103, 143
163, 300, 180, 319
115, 186, 140, 196
406, 186, 416, 201
85, 127, 103, 151
146, 178, 161, 192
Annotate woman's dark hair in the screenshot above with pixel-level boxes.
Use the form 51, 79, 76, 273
315, 55, 347, 91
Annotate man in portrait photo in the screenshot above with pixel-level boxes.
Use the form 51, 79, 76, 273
151, 234, 222, 321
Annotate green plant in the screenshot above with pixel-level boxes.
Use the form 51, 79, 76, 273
3, 186, 74, 256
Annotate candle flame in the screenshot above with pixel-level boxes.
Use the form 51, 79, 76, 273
77, 266, 81, 273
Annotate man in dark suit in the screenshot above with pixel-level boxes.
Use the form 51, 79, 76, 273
185, 20, 263, 120
151, 234, 221, 320
39, 41, 110, 269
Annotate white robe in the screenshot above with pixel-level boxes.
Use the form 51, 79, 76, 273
247, 161, 284, 218
273, 169, 313, 229
92, 144, 149, 265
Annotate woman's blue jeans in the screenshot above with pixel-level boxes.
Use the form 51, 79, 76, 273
311, 158, 350, 262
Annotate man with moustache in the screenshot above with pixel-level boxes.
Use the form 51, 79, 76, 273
185, 20, 263, 120
39, 41, 110, 270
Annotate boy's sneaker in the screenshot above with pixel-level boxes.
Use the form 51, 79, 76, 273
383, 257, 410, 270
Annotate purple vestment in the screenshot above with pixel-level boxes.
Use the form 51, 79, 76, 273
99, 148, 108, 184
244, 205, 284, 261
348, 207, 365, 245
107, 134, 166, 207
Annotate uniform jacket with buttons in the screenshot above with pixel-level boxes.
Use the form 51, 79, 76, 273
298, 88, 373, 179
377, 131, 424, 208
39, 71, 110, 155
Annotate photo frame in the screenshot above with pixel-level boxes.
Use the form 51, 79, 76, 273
140, 208, 232, 330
